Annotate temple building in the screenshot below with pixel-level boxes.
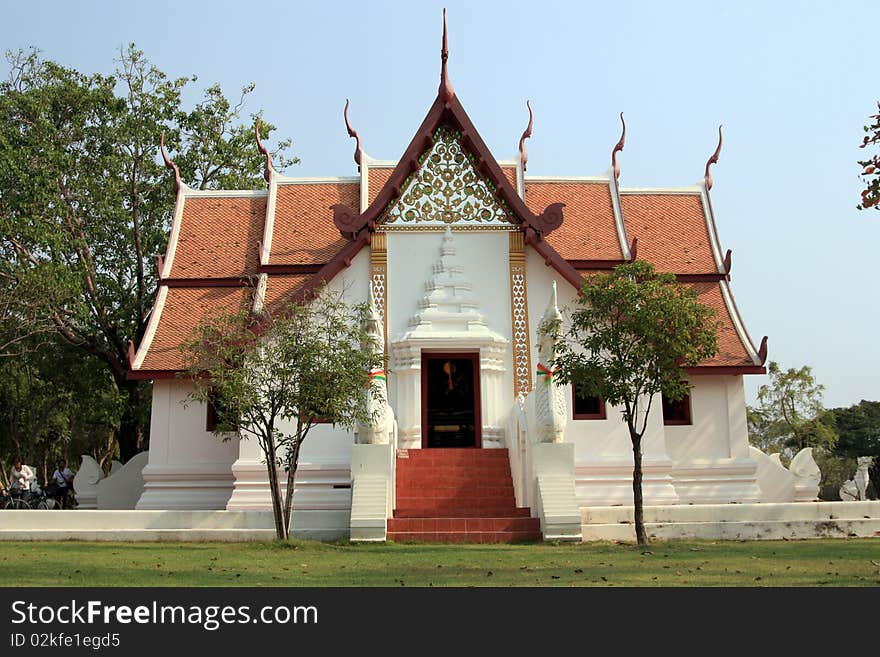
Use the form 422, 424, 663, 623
128, 17, 785, 542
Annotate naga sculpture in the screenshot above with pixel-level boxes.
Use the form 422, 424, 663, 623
789, 447, 821, 502
534, 282, 566, 444
357, 288, 393, 445
839, 456, 874, 501
72, 455, 104, 510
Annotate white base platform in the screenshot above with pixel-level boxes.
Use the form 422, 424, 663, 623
2, 502, 878, 542
0, 510, 346, 542
581, 501, 880, 541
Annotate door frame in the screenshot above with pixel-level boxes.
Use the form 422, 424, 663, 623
420, 351, 482, 449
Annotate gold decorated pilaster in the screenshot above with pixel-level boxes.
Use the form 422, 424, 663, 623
508, 231, 532, 399
370, 231, 388, 352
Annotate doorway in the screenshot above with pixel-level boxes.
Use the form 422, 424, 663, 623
421, 352, 481, 448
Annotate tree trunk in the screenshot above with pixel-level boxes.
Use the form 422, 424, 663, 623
264, 438, 286, 540
283, 438, 303, 538
117, 380, 143, 462
630, 430, 648, 546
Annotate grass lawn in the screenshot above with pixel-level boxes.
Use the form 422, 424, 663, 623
1, 538, 878, 586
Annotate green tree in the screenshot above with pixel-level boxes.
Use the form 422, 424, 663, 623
554, 260, 719, 545
825, 400, 879, 498
0, 46, 295, 461
181, 288, 382, 540
750, 362, 837, 457
0, 336, 123, 486
858, 101, 880, 210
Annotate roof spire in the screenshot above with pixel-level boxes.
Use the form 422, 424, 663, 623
159, 130, 181, 194
704, 124, 723, 190
439, 8, 454, 102
254, 118, 272, 184
344, 99, 363, 170
611, 112, 626, 180
519, 100, 534, 171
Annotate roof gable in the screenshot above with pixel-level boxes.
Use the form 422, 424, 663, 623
379, 125, 516, 229
336, 90, 565, 242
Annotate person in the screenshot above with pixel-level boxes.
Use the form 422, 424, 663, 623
50, 459, 74, 508
8, 456, 35, 501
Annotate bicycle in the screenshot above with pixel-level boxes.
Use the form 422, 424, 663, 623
3, 489, 33, 510
29, 488, 57, 510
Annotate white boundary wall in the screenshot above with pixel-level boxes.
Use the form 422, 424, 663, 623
2, 502, 877, 542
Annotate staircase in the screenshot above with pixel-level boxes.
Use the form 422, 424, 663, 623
387, 448, 542, 543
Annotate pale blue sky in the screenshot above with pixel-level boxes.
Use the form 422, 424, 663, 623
2, 1, 877, 408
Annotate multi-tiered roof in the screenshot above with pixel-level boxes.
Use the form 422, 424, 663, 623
128, 13, 766, 380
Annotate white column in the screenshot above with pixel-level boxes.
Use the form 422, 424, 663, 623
479, 344, 507, 448
392, 344, 422, 449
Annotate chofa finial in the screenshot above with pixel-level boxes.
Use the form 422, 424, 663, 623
704, 124, 723, 190
612, 112, 626, 180
344, 99, 363, 170
439, 8, 454, 102
159, 131, 181, 194
254, 118, 272, 184
519, 100, 534, 171
757, 336, 768, 365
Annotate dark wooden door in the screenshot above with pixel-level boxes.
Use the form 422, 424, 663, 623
421, 352, 481, 448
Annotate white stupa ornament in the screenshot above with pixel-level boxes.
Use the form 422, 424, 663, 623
404, 226, 493, 337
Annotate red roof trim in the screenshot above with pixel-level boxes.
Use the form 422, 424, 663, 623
684, 365, 766, 376
260, 264, 324, 275
568, 258, 628, 270
134, 362, 767, 382
127, 369, 181, 381
160, 277, 255, 288
675, 273, 730, 282
567, 259, 729, 281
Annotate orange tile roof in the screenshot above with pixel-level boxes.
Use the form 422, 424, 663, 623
501, 165, 518, 192
686, 281, 754, 367
169, 195, 266, 279
139, 286, 252, 371
270, 182, 359, 265
620, 192, 717, 274
368, 167, 393, 206
263, 274, 311, 310
525, 180, 623, 261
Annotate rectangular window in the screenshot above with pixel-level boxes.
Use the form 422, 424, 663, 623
662, 392, 692, 425
205, 398, 218, 432
572, 387, 606, 420
205, 390, 239, 432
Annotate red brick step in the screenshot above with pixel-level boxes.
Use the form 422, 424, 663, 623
389, 448, 541, 544
393, 507, 532, 518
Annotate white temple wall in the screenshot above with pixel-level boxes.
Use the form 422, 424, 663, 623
665, 376, 732, 462
386, 230, 512, 347
136, 379, 239, 510
666, 375, 761, 503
